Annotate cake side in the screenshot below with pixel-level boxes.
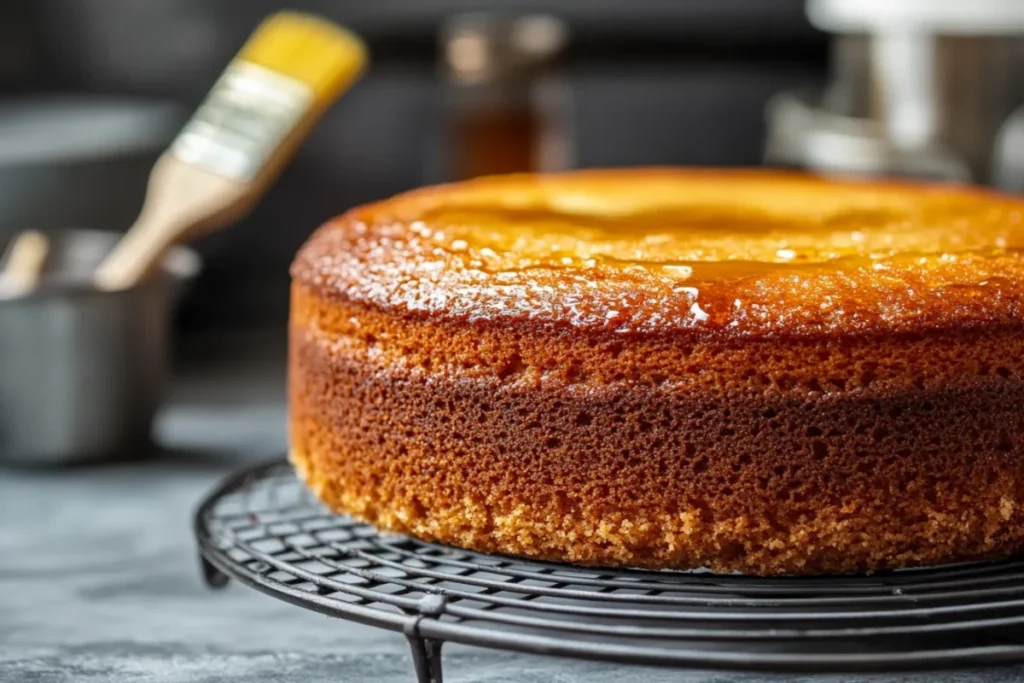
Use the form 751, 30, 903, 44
289, 285, 1024, 575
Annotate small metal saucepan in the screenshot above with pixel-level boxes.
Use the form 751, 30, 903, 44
0, 229, 200, 466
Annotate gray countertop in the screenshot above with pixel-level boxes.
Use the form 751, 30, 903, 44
3, 335, 1024, 683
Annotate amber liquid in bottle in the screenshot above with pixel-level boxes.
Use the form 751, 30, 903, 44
450, 105, 541, 179
440, 14, 570, 181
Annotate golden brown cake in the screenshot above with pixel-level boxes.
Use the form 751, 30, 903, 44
288, 168, 1024, 575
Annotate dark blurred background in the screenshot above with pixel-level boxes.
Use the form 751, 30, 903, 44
0, 0, 829, 332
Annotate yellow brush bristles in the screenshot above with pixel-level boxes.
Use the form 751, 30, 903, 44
238, 11, 368, 108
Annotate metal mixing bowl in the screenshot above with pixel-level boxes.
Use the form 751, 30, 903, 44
0, 229, 200, 466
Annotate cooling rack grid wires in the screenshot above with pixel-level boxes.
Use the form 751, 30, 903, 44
195, 459, 1024, 683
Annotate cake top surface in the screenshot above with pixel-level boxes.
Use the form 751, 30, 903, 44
292, 168, 1024, 338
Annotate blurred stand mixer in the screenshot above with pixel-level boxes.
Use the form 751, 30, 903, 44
766, 0, 1024, 192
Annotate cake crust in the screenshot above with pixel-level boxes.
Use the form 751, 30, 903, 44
291, 168, 1024, 340
289, 168, 1024, 575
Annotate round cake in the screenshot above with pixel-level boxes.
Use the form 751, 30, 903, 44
289, 168, 1024, 575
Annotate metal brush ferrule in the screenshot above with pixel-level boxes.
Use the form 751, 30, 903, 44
171, 61, 314, 181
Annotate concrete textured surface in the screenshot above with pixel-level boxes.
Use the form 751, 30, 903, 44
4, 337, 1024, 682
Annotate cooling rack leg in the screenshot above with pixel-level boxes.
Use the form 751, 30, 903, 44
407, 635, 444, 683
199, 555, 230, 589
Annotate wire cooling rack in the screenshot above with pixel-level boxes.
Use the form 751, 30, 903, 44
194, 459, 1024, 683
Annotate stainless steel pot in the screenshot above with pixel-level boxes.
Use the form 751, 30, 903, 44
0, 230, 199, 465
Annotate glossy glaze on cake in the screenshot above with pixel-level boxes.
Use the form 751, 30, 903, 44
289, 168, 1024, 575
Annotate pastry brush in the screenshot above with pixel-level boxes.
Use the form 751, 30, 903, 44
93, 11, 367, 291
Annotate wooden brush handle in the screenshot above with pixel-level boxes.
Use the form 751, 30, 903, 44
93, 156, 254, 291
1, 230, 49, 295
